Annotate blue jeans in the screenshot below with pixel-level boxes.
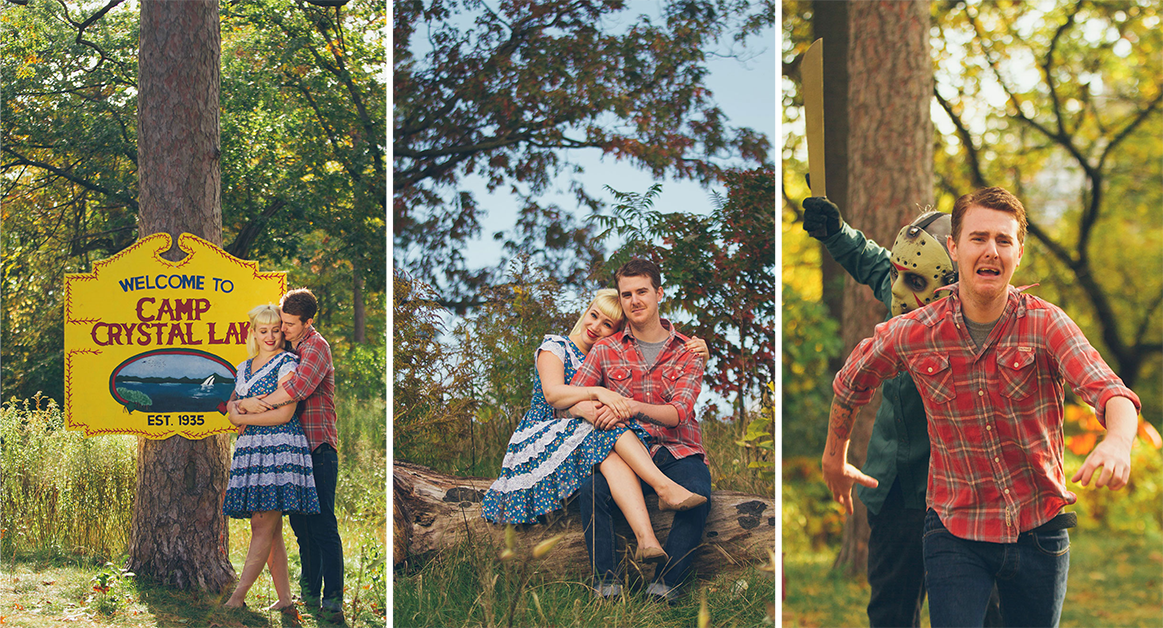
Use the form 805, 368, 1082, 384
923, 509, 1069, 628
577, 448, 712, 589
289, 444, 345, 609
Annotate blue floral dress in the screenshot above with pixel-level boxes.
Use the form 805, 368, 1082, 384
481, 334, 651, 524
222, 351, 320, 518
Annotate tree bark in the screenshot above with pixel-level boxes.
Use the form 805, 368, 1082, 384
129, 0, 234, 592
393, 461, 774, 579
828, 0, 934, 577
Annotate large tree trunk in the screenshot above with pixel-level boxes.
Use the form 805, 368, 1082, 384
128, 0, 234, 592
393, 462, 774, 579
817, 0, 935, 577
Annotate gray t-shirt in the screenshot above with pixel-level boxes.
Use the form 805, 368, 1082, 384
965, 315, 999, 350
637, 337, 668, 369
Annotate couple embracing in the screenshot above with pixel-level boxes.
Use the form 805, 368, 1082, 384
482, 258, 713, 603
217, 288, 345, 622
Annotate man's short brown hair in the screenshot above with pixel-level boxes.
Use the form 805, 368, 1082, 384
280, 288, 318, 323
952, 186, 1028, 244
614, 258, 662, 291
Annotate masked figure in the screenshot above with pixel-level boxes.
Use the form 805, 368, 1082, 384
888, 211, 958, 316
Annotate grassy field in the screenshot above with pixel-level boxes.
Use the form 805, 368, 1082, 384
783, 528, 1163, 628
0, 393, 387, 627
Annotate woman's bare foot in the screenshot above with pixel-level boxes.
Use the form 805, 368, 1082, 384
657, 484, 707, 512
223, 599, 247, 609
267, 600, 297, 614
635, 545, 669, 563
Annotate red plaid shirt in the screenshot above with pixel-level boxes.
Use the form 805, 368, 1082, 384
571, 319, 707, 463
284, 326, 338, 452
835, 284, 1139, 543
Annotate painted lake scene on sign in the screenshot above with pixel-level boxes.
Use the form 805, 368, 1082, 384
110, 349, 236, 414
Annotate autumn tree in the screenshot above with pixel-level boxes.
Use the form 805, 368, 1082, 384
931, 0, 1162, 416
393, 0, 773, 307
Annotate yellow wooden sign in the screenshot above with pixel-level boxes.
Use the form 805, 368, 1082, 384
64, 233, 286, 439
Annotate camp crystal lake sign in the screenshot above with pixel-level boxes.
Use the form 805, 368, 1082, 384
64, 233, 286, 439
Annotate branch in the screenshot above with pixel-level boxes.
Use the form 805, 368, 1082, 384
225, 198, 288, 259
56, 0, 128, 72
933, 88, 987, 188
1, 146, 137, 210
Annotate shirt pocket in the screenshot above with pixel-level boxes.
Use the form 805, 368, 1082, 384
661, 364, 690, 396
907, 353, 955, 404
609, 367, 634, 395
997, 346, 1036, 400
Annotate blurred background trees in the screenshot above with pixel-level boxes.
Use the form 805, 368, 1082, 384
783, 0, 1162, 590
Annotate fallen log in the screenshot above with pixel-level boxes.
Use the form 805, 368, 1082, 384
393, 460, 774, 580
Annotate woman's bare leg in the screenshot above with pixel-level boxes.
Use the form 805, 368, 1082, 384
265, 518, 293, 610
613, 432, 705, 510
225, 511, 280, 607
599, 453, 663, 552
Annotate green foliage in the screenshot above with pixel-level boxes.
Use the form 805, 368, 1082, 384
89, 561, 136, 616
781, 285, 842, 459
737, 382, 775, 485
451, 258, 576, 476
392, 271, 475, 467
0, 394, 136, 560
781, 457, 846, 555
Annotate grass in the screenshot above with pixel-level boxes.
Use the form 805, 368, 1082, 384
783, 528, 1163, 628
393, 538, 774, 628
0, 392, 386, 627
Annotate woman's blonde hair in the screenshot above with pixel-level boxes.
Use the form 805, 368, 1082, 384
569, 288, 625, 336
246, 303, 283, 357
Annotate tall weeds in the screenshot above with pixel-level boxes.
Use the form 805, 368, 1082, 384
1, 394, 136, 560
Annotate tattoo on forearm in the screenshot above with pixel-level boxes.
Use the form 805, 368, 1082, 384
828, 400, 856, 457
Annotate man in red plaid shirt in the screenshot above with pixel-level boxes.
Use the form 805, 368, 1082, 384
239, 288, 344, 622
569, 258, 710, 604
823, 187, 1140, 627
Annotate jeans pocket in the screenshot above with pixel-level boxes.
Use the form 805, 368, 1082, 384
1030, 529, 1070, 556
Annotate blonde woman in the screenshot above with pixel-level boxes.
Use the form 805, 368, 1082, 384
222, 304, 319, 611
482, 289, 707, 563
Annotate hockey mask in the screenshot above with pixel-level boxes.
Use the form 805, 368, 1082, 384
889, 211, 957, 316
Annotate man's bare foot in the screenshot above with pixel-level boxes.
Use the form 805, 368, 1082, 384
657, 485, 707, 512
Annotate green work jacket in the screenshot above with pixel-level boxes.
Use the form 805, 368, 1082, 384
822, 222, 931, 514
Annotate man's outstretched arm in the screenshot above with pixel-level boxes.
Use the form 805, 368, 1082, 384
821, 397, 879, 515
1072, 395, 1138, 490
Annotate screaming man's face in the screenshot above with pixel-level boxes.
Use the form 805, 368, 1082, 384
889, 223, 956, 316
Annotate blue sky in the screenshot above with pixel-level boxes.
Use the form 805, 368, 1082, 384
452, 21, 777, 272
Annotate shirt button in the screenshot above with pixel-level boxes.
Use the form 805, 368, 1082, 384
978, 390, 984, 396
994, 457, 1000, 462
986, 425, 992, 431
928, 367, 933, 373
1004, 488, 1010, 494
1014, 362, 1019, 367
